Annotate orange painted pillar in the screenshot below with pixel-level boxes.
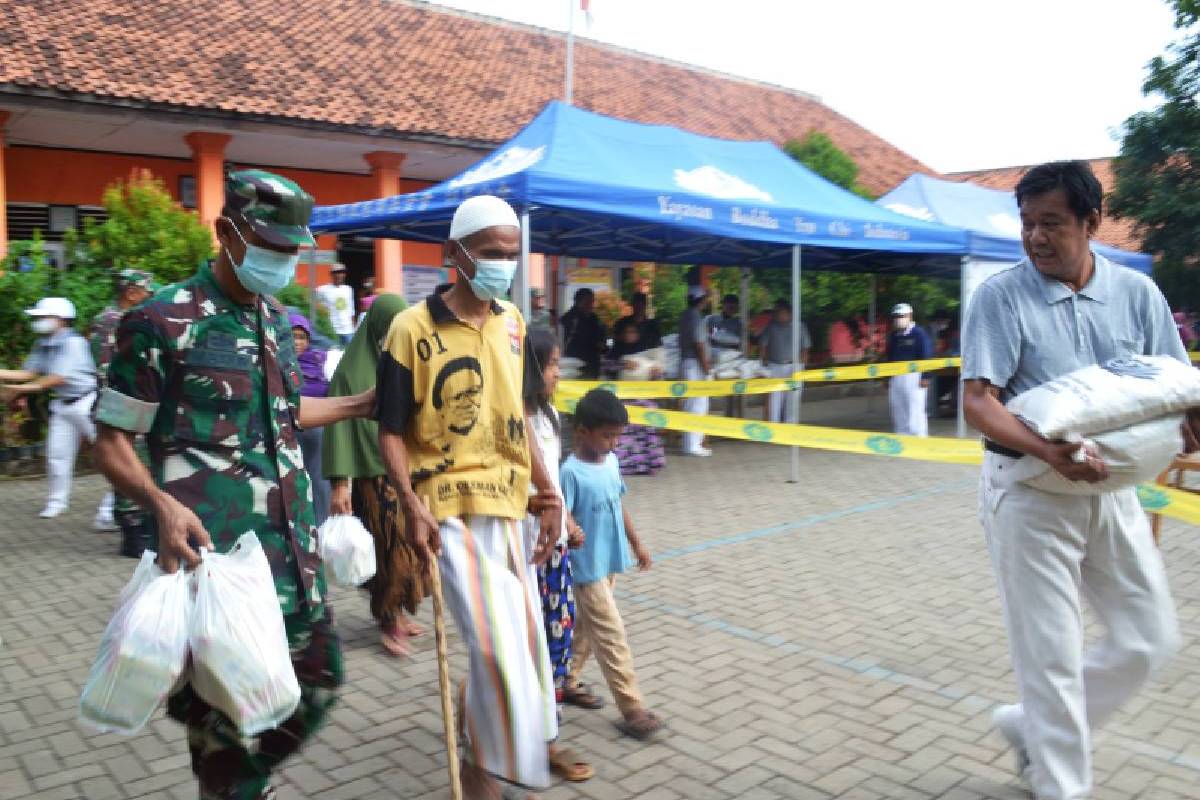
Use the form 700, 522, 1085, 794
184, 132, 232, 243
0, 110, 9, 260
364, 151, 406, 294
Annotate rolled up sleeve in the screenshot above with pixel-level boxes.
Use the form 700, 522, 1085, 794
961, 282, 1020, 391
375, 318, 417, 435
96, 310, 166, 434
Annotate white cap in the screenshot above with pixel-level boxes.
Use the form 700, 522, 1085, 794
449, 195, 520, 241
687, 285, 708, 301
891, 302, 913, 316
25, 297, 76, 319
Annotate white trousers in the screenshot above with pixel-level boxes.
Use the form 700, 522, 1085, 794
765, 363, 802, 423
980, 453, 1179, 800
438, 515, 556, 788
681, 358, 709, 453
46, 393, 110, 516
888, 372, 928, 437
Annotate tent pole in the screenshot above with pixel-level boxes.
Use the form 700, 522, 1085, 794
957, 255, 969, 439
867, 273, 877, 412
868, 274, 877, 356
789, 245, 801, 484
519, 210, 532, 322
740, 266, 750, 354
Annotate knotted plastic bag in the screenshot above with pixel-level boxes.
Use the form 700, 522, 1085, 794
318, 514, 377, 587
79, 551, 193, 734
190, 532, 300, 737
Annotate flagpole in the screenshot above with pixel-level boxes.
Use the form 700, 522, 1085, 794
565, 0, 575, 105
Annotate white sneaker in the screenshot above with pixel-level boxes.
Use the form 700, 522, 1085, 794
682, 446, 712, 457
93, 514, 118, 532
39, 505, 65, 519
992, 704, 1034, 791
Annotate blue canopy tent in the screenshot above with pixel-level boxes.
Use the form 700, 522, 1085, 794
878, 173, 1152, 272
312, 101, 972, 476
312, 101, 970, 293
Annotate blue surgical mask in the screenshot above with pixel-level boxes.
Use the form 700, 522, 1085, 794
456, 241, 518, 302
225, 221, 300, 296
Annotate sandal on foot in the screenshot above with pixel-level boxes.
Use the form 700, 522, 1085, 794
561, 684, 605, 709
549, 747, 594, 782
615, 710, 664, 741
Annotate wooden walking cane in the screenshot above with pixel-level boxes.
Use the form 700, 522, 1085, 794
424, 497, 462, 800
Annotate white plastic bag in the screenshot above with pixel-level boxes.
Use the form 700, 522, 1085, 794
1008, 355, 1200, 439
190, 532, 300, 737
318, 514, 377, 586
1019, 415, 1184, 495
79, 551, 193, 735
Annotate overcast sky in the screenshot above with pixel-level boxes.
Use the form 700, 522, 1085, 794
429, 0, 1181, 173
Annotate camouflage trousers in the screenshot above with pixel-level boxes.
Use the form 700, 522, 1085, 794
113, 437, 150, 530
166, 603, 344, 800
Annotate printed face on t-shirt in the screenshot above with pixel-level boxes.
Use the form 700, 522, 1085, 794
436, 362, 484, 435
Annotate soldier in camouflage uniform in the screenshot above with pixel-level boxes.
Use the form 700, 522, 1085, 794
94, 170, 375, 800
89, 267, 158, 554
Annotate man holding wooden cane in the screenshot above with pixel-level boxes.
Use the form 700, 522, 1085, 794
377, 195, 561, 800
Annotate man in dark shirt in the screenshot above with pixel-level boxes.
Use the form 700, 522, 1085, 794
884, 302, 933, 436
610, 292, 662, 359
561, 287, 606, 378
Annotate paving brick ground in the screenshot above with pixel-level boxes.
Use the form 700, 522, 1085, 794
2, 395, 1199, 799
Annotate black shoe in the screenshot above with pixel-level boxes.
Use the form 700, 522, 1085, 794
119, 523, 152, 559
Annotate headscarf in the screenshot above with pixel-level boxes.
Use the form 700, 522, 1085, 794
322, 293, 407, 479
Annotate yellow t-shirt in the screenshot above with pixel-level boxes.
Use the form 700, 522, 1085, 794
376, 287, 531, 522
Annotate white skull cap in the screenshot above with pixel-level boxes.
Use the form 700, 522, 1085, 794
449, 195, 520, 241
891, 302, 913, 316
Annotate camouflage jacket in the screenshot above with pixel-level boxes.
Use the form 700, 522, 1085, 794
89, 304, 124, 386
96, 263, 325, 614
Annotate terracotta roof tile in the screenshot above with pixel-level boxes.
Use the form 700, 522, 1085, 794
0, 0, 928, 195
948, 159, 1144, 254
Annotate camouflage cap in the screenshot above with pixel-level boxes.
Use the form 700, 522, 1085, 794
224, 169, 315, 248
116, 268, 160, 292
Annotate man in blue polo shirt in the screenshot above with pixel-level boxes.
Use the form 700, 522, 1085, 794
884, 302, 932, 436
962, 160, 1199, 800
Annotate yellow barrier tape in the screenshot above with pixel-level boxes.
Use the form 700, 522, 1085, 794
1192, 352, 1200, 363
558, 357, 962, 399
552, 397, 1200, 526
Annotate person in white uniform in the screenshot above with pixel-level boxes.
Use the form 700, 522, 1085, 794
678, 285, 712, 456
0, 297, 110, 523
315, 263, 356, 346
962, 160, 1199, 800
884, 302, 933, 437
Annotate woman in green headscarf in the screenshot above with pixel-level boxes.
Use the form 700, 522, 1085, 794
324, 292, 426, 657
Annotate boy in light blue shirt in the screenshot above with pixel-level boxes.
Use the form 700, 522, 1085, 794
560, 388, 663, 740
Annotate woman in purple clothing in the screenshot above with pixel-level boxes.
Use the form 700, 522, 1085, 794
290, 312, 332, 525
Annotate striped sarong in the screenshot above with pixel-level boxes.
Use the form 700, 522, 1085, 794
438, 516, 557, 788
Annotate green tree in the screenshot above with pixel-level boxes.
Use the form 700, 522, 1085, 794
61, 170, 216, 329
1110, 0, 1200, 308
782, 131, 873, 199
0, 235, 53, 369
